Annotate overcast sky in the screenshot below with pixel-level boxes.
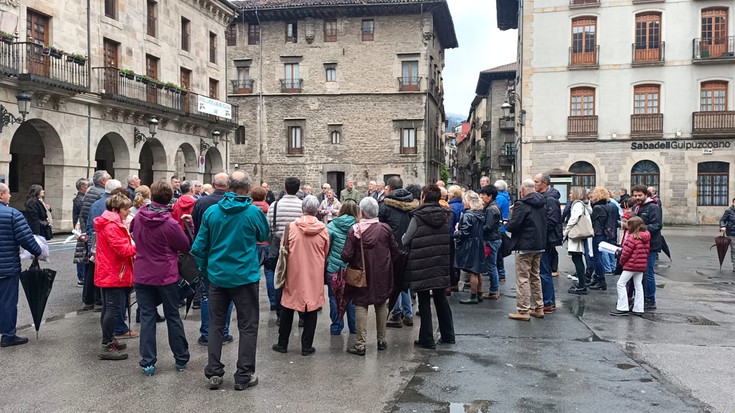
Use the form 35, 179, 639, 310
443, 0, 517, 116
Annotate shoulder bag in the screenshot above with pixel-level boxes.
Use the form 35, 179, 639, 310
274, 223, 290, 289
178, 223, 200, 286
265, 202, 280, 270
345, 234, 367, 288
568, 203, 594, 240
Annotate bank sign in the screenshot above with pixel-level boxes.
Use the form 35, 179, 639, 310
197, 95, 232, 120
630, 140, 732, 150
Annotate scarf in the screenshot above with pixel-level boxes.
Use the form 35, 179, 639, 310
148, 202, 171, 214
352, 217, 379, 239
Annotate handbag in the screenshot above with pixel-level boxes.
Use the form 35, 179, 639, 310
499, 232, 514, 258
265, 202, 280, 270
568, 204, 594, 240
178, 223, 200, 285
345, 235, 367, 288
274, 223, 290, 289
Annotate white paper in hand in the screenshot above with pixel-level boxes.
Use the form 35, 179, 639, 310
21, 235, 50, 262
598, 241, 621, 255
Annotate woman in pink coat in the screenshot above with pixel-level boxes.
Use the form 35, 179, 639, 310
272, 196, 330, 356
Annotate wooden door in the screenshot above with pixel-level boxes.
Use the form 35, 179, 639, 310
103, 39, 118, 94
146, 55, 158, 104
702, 9, 728, 57
571, 17, 597, 65
634, 13, 661, 61
26, 10, 50, 77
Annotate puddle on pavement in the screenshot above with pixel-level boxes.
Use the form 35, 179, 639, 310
561, 299, 586, 317
448, 400, 492, 413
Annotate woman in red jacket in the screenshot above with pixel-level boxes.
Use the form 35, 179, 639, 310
610, 216, 650, 316
94, 193, 137, 360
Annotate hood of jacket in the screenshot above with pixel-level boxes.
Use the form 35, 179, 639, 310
134, 202, 172, 227
448, 198, 463, 206
497, 190, 510, 202
413, 203, 450, 229
520, 192, 546, 209
637, 230, 651, 243
384, 188, 419, 210
176, 195, 197, 211
295, 215, 326, 235
330, 213, 356, 234
217, 192, 253, 214
94, 209, 123, 230
543, 186, 561, 201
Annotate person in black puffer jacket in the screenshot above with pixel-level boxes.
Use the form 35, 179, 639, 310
719, 197, 735, 272
402, 185, 454, 349
75, 170, 110, 310
589, 187, 612, 290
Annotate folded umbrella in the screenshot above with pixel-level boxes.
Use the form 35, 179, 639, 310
20, 258, 57, 340
330, 269, 349, 320
661, 236, 672, 261
711, 235, 731, 270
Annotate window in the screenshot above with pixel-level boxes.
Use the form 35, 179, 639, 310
147, 0, 157, 37
248, 24, 260, 45
146, 54, 159, 104
570, 87, 595, 116
181, 17, 191, 51
362, 19, 374, 41
631, 160, 660, 188
236, 67, 252, 93
400, 128, 417, 154
324, 19, 337, 42
283, 63, 300, 91
226, 24, 237, 46
326, 66, 336, 82
331, 130, 341, 144
701, 8, 728, 58
209, 78, 219, 99
697, 162, 729, 206
400, 61, 419, 91
634, 84, 660, 114
209, 32, 217, 64
286, 22, 298, 43
571, 17, 597, 65
569, 161, 596, 189
288, 126, 303, 154
235, 126, 245, 145
634, 13, 661, 62
180, 67, 191, 91
700, 81, 727, 111
105, 0, 117, 19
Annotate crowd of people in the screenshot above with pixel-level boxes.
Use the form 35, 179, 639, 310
4, 167, 728, 389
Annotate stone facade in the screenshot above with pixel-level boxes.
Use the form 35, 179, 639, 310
0, 0, 236, 231
227, 1, 457, 194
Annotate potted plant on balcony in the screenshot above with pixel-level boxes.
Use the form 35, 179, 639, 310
163, 81, 178, 93
46, 45, 63, 59
66, 52, 87, 65
119, 69, 135, 79
136, 75, 150, 84
153, 79, 164, 90
0, 31, 14, 44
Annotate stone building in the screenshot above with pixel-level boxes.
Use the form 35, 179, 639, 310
226, 0, 457, 195
0, 0, 237, 231
497, 0, 735, 224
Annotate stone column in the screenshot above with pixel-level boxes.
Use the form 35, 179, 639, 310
44, 159, 89, 232
113, 161, 142, 187
152, 167, 175, 183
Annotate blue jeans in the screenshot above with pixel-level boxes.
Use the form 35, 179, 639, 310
199, 278, 232, 340
602, 238, 617, 272
539, 250, 555, 306
76, 263, 85, 282
326, 276, 356, 334
113, 294, 130, 336
390, 290, 413, 318
484, 239, 502, 293
643, 252, 657, 303
257, 245, 276, 309
0, 276, 19, 339
583, 241, 593, 270
592, 235, 606, 279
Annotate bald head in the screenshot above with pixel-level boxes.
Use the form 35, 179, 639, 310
228, 171, 251, 195
0, 183, 10, 205
213, 172, 228, 189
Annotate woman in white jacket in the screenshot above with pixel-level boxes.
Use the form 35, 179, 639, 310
564, 186, 593, 294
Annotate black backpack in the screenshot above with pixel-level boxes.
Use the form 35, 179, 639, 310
604, 203, 619, 240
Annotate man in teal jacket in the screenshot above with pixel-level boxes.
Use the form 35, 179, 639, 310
192, 171, 269, 391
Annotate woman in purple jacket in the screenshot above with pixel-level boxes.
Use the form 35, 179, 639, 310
130, 180, 191, 376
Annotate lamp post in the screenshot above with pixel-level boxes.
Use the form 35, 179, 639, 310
0, 91, 32, 133
200, 130, 221, 155
133, 117, 159, 147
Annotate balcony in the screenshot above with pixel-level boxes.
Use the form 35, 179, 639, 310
280, 78, 302, 93
499, 118, 515, 131
693, 37, 735, 63
499, 142, 516, 166
0, 41, 88, 92
481, 156, 492, 170
231, 79, 254, 94
569, 46, 599, 69
630, 113, 663, 138
94, 67, 187, 114
398, 76, 421, 92
481, 121, 491, 136
632, 42, 665, 66
567, 115, 598, 137
692, 111, 735, 136
569, 0, 599, 8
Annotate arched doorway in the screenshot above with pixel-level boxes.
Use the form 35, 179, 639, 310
94, 133, 130, 179
203, 147, 223, 185
631, 160, 660, 188
8, 120, 64, 213
138, 139, 167, 185
175, 143, 198, 181
569, 161, 596, 189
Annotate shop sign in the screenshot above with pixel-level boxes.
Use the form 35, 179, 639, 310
630, 140, 732, 151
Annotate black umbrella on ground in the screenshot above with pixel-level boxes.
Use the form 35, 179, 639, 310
19, 258, 57, 340
711, 234, 732, 270
661, 236, 672, 261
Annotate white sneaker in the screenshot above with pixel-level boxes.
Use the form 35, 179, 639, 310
567, 274, 579, 282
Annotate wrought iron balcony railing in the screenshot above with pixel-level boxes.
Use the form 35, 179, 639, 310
632, 41, 665, 64
0, 41, 88, 92
231, 79, 254, 94
693, 36, 735, 61
94, 67, 186, 114
569, 45, 600, 68
280, 78, 302, 93
398, 76, 421, 91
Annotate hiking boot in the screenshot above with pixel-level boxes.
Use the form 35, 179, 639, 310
644, 301, 657, 311
347, 345, 366, 356
198, 336, 208, 346
529, 309, 545, 318
588, 277, 600, 287
234, 375, 258, 391
377, 340, 388, 351
98, 343, 128, 361
609, 309, 630, 316
483, 292, 501, 300
402, 317, 413, 327
543, 305, 555, 314
223, 335, 234, 344
508, 312, 531, 321
301, 347, 316, 356
386, 314, 403, 328
568, 287, 588, 295
589, 281, 607, 291
0, 335, 29, 348
459, 294, 479, 304
209, 376, 223, 390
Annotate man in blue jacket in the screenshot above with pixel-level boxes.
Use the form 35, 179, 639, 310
494, 180, 511, 281
0, 183, 43, 347
192, 171, 269, 391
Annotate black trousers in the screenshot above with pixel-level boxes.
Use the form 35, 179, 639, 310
550, 246, 559, 272
100, 287, 126, 345
278, 308, 318, 350
416, 289, 455, 345
205, 282, 259, 384
570, 252, 586, 284
82, 262, 101, 306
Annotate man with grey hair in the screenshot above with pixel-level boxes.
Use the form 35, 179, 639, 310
0, 182, 43, 347
367, 181, 378, 199
127, 175, 140, 201
192, 170, 269, 391
340, 179, 361, 203
494, 179, 511, 281
479, 176, 490, 189
75, 170, 110, 311
505, 178, 547, 321
534, 172, 563, 313
318, 182, 331, 203
72, 178, 90, 286
374, 181, 385, 203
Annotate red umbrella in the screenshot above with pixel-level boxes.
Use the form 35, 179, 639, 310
711, 235, 731, 270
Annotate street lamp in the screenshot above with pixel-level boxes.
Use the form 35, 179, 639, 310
0, 91, 32, 133
502, 91, 525, 125
212, 130, 221, 146
500, 102, 512, 119
200, 130, 221, 155
133, 117, 159, 147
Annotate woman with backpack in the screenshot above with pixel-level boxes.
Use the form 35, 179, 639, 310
588, 187, 612, 291
610, 216, 650, 316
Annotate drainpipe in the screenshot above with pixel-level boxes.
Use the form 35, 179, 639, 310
516, 0, 524, 192
422, 4, 431, 185
86, 0, 92, 177
256, 10, 264, 184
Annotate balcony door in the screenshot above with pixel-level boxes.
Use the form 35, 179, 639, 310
701, 9, 728, 57
26, 10, 50, 77
571, 17, 596, 65
284, 63, 299, 91
146, 54, 158, 104
635, 13, 661, 62
103, 39, 119, 94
